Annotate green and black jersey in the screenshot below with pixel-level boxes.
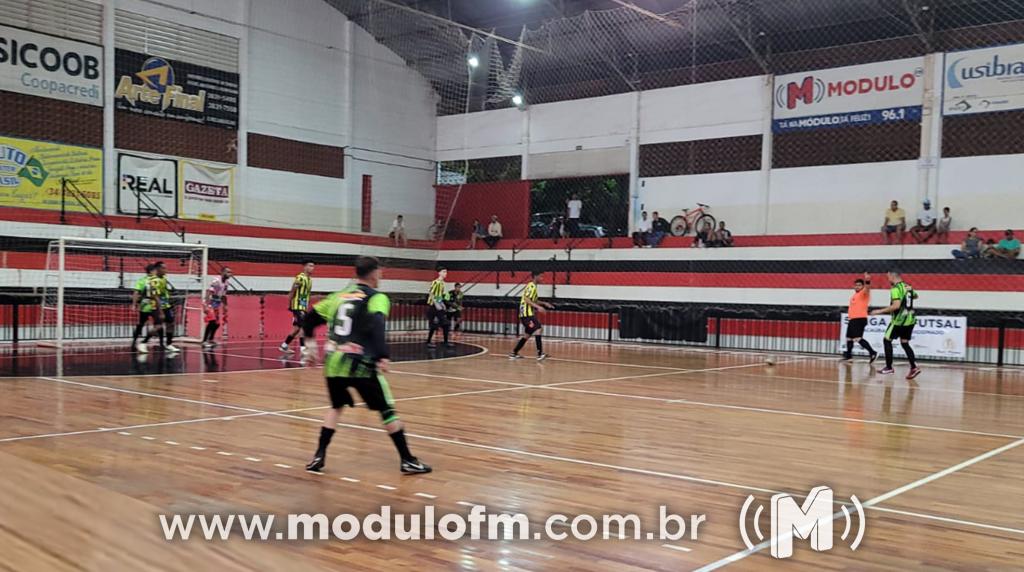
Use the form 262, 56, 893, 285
314, 284, 390, 378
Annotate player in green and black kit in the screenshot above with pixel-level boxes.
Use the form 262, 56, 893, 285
139, 261, 179, 353
447, 282, 464, 338
131, 263, 157, 351
871, 270, 921, 379
302, 256, 431, 475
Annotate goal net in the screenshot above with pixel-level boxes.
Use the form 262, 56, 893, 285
40, 238, 208, 348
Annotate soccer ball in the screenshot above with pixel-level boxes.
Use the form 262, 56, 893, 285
765, 356, 776, 366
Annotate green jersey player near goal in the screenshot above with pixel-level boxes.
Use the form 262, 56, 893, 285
301, 256, 431, 475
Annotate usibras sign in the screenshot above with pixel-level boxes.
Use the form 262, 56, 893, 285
839, 314, 968, 359
773, 58, 926, 132
943, 43, 1024, 115
0, 24, 102, 106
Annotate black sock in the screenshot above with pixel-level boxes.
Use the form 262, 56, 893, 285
845, 340, 853, 356
284, 334, 295, 345
210, 323, 220, 339
316, 426, 336, 458
203, 322, 217, 342
443, 326, 450, 344
389, 429, 414, 462
513, 338, 527, 354
300, 337, 306, 347
535, 335, 543, 354
143, 327, 153, 343
884, 339, 894, 368
901, 342, 917, 368
132, 323, 145, 344
427, 325, 435, 343
859, 339, 875, 355
166, 326, 174, 346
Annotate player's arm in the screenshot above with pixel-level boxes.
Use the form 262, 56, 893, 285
863, 272, 871, 293
131, 287, 141, 311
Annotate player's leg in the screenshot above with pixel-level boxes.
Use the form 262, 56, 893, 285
164, 308, 178, 351
843, 337, 854, 360
426, 307, 438, 347
534, 324, 547, 361
441, 312, 451, 346
281, 311, 303, 352
858, 337, 878, 362
133, 311, 151, 352
880, 322, 896, 374
509, 318, 532, 358
142, 311, 162, 346
306, 377, 354, 472
901, 327, 920, 379
357, 374, 431, 474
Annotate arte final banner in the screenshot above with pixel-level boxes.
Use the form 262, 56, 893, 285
180, 160, 233, 222
114, 49, 239, 129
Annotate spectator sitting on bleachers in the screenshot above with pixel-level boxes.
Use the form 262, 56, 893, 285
468, 218, 487, 250
694, 220, 714, 247
648, 211, 670, 247
937, 207, 952, 243
484, 215, 503, 249
952, 227, 983, 259
987, 230, 1020, 259
881, 200, 907, 244
632, 211, 651, 247
911, 199, 937, 243
710, 221, 734, 247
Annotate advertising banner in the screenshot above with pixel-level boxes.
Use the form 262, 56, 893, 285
114, 49, 239, 129
180, 160, 233, 222
118, 153, 177, 217
0, 24, 103, 106
839, 314, 967, 359
0, 135, 102, 211
943, 43, 1024, 115
773, 58, 926, 132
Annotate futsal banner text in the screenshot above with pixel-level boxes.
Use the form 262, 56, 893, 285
773, 57, 926, 133
0, 135, 102, 212
839, 314, 967, 359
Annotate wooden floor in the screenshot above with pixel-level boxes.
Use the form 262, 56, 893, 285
2, 336, 1023, 571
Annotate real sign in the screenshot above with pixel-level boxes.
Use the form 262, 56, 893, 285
943, 43, 1024, 115
118, 153, 178, 217
773, 57, 926, 132
839, 314, 968, 360
0, 24, 102, 106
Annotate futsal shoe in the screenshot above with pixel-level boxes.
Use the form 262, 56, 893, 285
165, 344, 180, 353
869, 352, 879, 364
136, 342, 149, 354
401, 458, 432, 475
879, 367, 895, 375
508, 353, 522, 360
201, 341, 214, 350
426, 342, 438, 349
906, 367, 922, 380
305, 456, 325, 473
279, 343, 293, 353
537, 353, 548, 361
841, 353, 853, 361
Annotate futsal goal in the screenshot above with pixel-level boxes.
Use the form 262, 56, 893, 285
40, 238, 208, 348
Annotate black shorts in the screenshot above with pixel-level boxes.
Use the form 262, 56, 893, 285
885, 324, 915, 341
520, 316, 542, 335
448, 310, 462, 320
846, 317, 867, 339
162, 308, 175, 323
138, 310, 156, 324
427, 306, 449, 326
326, 375, 395, 415
291, 309, 306, 327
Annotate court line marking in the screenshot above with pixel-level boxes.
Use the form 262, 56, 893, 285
661, 544, 693, 553
694, 436, 1024, 571
15, 375, 1024, 540
340, 477, 360, 483
415, 492, 437, 499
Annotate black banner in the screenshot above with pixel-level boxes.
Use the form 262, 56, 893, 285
114, 49, 239, 129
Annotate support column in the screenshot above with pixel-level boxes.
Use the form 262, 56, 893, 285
628, 90, 641, 235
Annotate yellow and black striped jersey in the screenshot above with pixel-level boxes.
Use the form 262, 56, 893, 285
290, 273, 312, 311
519, 282, 538, 318
427, 278, 445, 306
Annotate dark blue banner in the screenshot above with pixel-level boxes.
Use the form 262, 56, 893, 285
773, 106, 922, 133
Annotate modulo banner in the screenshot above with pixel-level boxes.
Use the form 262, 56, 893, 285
943, 43, 1024, 115
0, 24, 103, 106
118, 153, 178, 217
180, 160, 233, 222
0, 135, 102, 211
773, 57, 926, 133
839, 314, 968, 360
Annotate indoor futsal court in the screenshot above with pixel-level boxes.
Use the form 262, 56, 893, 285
3, 0, 1024, 570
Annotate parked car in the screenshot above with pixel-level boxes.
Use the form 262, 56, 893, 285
529, 211, 605, 238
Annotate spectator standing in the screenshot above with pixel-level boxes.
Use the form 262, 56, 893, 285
648, 211, 670, 247
988, 230, 1021, 259
390, 215, 408, 247
911, 199, 937, 243
936, 207, 952, 243
952, 227, 983, 259
881, 200, 907, 244
484, 215, 503, 249
632, 211, 651, 247
468, 218, 487, 250
566, 194, 583, 237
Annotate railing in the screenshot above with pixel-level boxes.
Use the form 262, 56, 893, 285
60, 178, 113, 238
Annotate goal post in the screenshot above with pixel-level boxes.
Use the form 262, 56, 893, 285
41, 237, 209, 348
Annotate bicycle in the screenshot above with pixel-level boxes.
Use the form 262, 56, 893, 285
670, 203, 716, 237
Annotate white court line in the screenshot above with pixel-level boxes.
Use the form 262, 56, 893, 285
190, 446, 206, 451
414, 492, 437, 499
274, 463, 292, 469
661, 544, 693, 553
245, 457, 262, 462
164, 441, 179, 446
377, 485, 397, 491
340, 477, 360, 483
17, 374, 1024, 540
693, 437, 1024, 571
456, 501, 478, 508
